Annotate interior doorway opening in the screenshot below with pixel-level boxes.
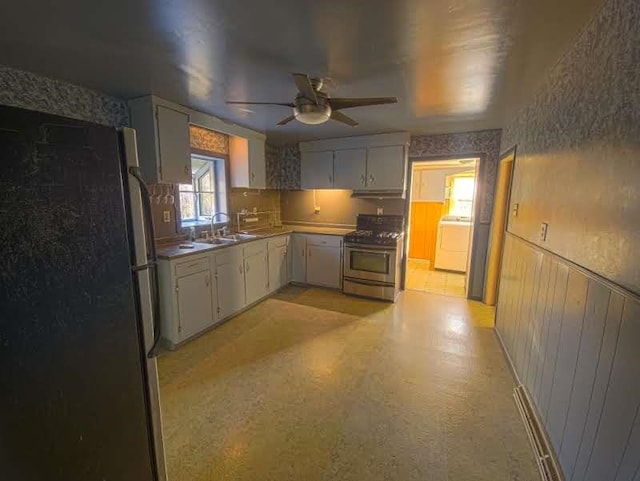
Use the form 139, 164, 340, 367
405, 158, 479, 297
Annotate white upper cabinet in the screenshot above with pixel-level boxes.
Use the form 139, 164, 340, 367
129, 97, 191, 184
129, 95, 266, 186
300, 151, 334, 189
299, 133, 409, 191
333, 148, 367, 189
413, 170, 446, 201
365, 145, 406, 191
229, 136, 266, 189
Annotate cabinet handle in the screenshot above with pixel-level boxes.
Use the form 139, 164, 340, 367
328, 175, 332, 184
360, 174, 366, 186
205, 275, 210, 287
184, 165, 190, 175
246, 263, 250, 273
251, 172, 255, 180
369, 174, 375, 185
239, 265, 243, 274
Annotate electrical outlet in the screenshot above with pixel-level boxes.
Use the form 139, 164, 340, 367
540, 222, 548, 241
314, 206, 321, 214
513, 203, 519, 217
163, 211, 171, 223
377, 207, 384, 215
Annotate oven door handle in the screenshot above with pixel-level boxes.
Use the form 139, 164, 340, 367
344, 243, 396, 253
344, 276, 394, 287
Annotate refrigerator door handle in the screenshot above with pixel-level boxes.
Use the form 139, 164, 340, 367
128, 166, 162, 358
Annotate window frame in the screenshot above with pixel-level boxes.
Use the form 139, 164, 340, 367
177, 154, 229, 228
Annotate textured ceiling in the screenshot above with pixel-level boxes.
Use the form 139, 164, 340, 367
0, 0, 603, 143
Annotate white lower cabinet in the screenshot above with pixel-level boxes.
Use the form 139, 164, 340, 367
158, 233, 341, 348
176, 270, 216, 340
290, 233, 343, 289
306, 235, 343, 289
268, 236, 289, 292
290, 234, 307, 283
214, 246, 246, 320
244, 251, 269, 305
158, 254, 217, 347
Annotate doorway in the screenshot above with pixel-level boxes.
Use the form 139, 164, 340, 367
405, 158, 479, 297
484, 148, 515, 305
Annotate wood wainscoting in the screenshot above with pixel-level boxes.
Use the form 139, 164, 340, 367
408, 201, 444, 265
496, 232, 640, 481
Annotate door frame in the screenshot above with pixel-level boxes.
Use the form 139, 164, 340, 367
401, 152, 485, 299
485, 145, 517, 306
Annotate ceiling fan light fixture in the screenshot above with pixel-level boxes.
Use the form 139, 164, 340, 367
293, 103, 332, 125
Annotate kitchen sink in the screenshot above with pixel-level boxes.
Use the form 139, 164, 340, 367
202, 237, 236, 245
222, 233, 258, 241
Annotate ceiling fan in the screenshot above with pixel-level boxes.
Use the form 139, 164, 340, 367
226, 73, 398, 127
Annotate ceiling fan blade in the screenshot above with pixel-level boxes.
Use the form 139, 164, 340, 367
277, 115, 296, 126
330, 110, 358, 127
227, 101, 294, 107
329, 97, 398, 110
292, 73, 318, 104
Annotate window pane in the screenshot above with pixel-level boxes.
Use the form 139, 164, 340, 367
452, 177, 475, 201
179, 183, 193, 192
199, 193, 215, 217
198, 171, 212, 192
180, 192, 195, 220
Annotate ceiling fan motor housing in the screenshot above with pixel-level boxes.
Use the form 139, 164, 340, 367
294, 93, 332, 125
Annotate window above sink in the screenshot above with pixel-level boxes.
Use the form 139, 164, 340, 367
178, 154, 229, 228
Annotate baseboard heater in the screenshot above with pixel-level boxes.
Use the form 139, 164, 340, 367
513, 385, 564, 481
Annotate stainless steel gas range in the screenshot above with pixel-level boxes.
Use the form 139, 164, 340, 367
343, 214, 405, 302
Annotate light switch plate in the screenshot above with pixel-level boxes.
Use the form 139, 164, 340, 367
163, 211, 171, 223
540, 222, 548, 241
513, 203, 519, 217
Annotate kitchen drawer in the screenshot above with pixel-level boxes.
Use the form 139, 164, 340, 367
174, 256, 210, 278
215, 245, 242, 266
243, 239, 268, 257
267, 235, 289, 250
305, 234, 343, 248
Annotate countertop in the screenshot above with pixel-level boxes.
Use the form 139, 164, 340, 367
157, 224, 351, 260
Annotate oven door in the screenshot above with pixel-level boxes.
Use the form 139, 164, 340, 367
344, 244, 396, 284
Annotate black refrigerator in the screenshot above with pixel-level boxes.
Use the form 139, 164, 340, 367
0, 105, 167, 480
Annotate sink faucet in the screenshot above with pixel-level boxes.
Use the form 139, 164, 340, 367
210, 212, 231, 237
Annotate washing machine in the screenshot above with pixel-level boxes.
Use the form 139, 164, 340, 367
434, 216, 472, 272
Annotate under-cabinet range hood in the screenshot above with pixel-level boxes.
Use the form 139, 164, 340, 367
351, 189, 406, 199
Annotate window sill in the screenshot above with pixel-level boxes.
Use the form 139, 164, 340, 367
180, 220, 212, 228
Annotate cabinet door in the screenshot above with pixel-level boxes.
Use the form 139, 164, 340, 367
216, 261, 246, 319
156, 105, 191, 184
268, 245, 288, 292
306, 245, 342, 289
333, 148, 367, 189
366, 145, 406, 190
249, 137, 267, 189
176, 270, 214, 340
245, 252, 269, 305
300, 151, 334, 189
418, 170, 446, 201
290, 234, 307, 283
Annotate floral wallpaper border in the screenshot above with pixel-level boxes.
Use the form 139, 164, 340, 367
0, 65, 129, 127
189, 125, 229, 155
